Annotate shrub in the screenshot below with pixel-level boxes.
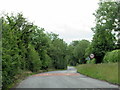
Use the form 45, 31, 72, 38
86, 60, 91, 64
103, 49, 120, 63
91, 58, 96, 64
86, 58, 96, 64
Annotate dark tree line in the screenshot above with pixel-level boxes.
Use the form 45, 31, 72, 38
1, 13, 68, 89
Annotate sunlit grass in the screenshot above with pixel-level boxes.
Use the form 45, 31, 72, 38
76, 63, 119, 85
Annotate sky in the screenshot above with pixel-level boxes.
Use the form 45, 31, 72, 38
0, 0, 99, 44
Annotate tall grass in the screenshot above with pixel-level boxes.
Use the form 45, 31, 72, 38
76, 63, 119, 85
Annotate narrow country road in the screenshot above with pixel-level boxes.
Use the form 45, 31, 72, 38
16, 66, 118, 88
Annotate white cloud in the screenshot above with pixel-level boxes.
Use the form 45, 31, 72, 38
0, 0, 99, 44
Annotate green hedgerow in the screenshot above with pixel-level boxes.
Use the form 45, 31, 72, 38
103, 49, 120, 63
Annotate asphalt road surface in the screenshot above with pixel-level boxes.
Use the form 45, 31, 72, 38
16, 66, 118, 88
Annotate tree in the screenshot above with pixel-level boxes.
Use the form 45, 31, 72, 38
47, 33, 68, 69
91, 1, 118, 63
67, 40, 90, 65
28, 44, 41, 72
84, 43, 93, 58
66, 44, 75, 65
114, 1, 120, 49
30, 26, 52, 69
2, 13, 42, 89
73, 40, 90, 64
63, 40, 78, 66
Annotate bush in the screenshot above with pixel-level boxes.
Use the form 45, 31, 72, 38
91, 58, 96, 64
86, 60, 90, 64
103, 49, 120, 63
86, 58, 96, 64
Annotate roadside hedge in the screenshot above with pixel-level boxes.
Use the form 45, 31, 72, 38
103, 49, 120, 63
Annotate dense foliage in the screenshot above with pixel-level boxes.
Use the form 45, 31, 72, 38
86, 1, 120, 63
67, 40, 90, 65
1, 13, 68, 89
103, 49, 120, 63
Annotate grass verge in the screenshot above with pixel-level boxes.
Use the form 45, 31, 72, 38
75, 63, 119, 85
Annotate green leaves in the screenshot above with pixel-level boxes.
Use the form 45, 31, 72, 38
67, 40, 90, 65
28, 44, 41, 72
2, 13, 68, 89
48, 33, 67, 69
90, 1, 119, 63
103, 49, 120, 63
2, 13, 32, 88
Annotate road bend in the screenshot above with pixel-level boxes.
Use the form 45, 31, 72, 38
16, 66, 118, 88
